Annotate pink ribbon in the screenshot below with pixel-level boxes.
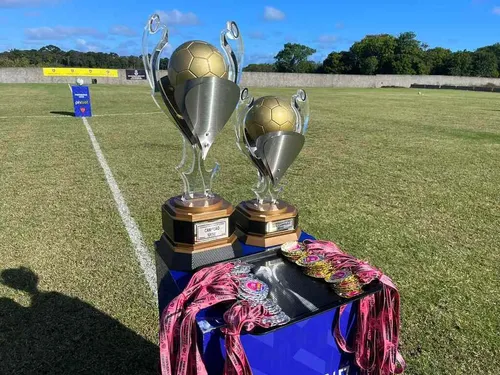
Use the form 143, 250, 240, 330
159, 262, 239, 375
305, 240, 406, 375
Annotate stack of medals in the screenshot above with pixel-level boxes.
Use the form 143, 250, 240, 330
231, 262, 290, 327
280, 241, 308, 261
325, 269, 363, 298
281, 241, 364, 298
295, 254, 333, 279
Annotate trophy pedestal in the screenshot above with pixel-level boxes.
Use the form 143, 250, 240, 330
156, 194, 242, 271
234, 200, 300, 248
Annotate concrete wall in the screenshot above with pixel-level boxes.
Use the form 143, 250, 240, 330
240, 72, 500, 88
2, 67, 500, 88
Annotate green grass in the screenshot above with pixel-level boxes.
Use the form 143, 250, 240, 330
1, 83, 499, 374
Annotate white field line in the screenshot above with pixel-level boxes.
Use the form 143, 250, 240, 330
82, 117, 157, 299
94, 111, 162, 117
68, 84, 157, 299
0, 111, 162, 119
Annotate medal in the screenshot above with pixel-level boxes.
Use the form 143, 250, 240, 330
238, 277, 269, 302
296, 254, 325, 267
304, 266, 332, 278
281, 241, 307, 261
231, 262, 253, 277
325, 269, 352, 284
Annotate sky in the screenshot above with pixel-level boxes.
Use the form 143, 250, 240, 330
1, 0, 500, 64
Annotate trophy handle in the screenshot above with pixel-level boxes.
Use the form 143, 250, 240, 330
291, 89, 310, 135
142, 14, 169, 95
235, 88, 253, 153
221, 21, 244, 85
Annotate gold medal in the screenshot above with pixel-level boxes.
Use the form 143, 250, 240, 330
281, 241, 307, 261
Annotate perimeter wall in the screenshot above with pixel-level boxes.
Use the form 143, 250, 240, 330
1, 67, 500, 89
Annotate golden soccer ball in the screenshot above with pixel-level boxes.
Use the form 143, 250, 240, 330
167, 40, 228, 86
244, 96, 296, 142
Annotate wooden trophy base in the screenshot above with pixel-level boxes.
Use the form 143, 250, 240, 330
156, 194, 242, 271
234, 199, 300, 248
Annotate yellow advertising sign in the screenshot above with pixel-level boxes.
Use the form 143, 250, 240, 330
42, 67, 119, 77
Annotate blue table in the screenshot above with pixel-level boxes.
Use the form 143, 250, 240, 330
155, 232, 363, 375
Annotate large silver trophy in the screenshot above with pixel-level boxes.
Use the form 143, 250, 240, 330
234, 88, 310, 247
142, 14, 244, 270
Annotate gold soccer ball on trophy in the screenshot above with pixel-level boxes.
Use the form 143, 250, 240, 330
167, 40, 228, 86
244, 96, 296, 142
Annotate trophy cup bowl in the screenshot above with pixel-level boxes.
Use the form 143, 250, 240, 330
234, 89, 310, 247
143, 14, 244, 270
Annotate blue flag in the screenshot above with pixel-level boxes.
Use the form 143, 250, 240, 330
71, 85, 92, 117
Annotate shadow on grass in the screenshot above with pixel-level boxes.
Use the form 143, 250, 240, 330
0, 267, 159, 374
441, 128, 500, 143
50, 111, 75, 117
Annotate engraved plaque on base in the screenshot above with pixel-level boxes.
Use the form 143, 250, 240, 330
234, 199, 300, 248
143, 14, 244, 269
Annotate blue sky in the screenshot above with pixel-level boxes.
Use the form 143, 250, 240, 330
1, 0, 500, 64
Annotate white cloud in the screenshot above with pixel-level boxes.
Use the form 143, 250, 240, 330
318, 34, 338, 44
155, 9, 199, 26
25, 26, 104, 40
76, 38, 106, 52
264, 6, 285, 21
109, 25, 137, 37
493, 6, 500, 15
0, 0, 56, 8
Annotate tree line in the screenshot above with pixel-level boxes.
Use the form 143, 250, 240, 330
1, 32, 500, 78
245, 32, 500, 78
0, 45, 169, 70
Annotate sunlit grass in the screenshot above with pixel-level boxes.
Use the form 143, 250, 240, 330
1, 83, 499, 374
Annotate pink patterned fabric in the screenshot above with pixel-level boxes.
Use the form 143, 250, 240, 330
159, 262, 239, 375
304, 240, 406, 375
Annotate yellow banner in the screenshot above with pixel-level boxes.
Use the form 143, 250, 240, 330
43, 67, 119, 77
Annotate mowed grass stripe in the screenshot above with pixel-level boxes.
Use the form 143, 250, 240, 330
89, 85, 499, 375
0, 93, 158, 374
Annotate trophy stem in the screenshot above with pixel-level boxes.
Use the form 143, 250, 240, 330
252, 172, 282, 206
176, 138, 218, 201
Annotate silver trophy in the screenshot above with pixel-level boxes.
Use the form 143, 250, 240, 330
142, 13, 244, 269
234, 88, 310, 247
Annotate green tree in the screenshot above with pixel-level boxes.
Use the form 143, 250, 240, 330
392, 32, 428, 75
0, 57, 15, 67
243, 63, 276, 72
360, 56, 378, 75
297, 60, 321, 73
322, 51, 353, 74
159, 58, 169, 70
349, 34, 396, 74
447, 51, 473, 76
471, 51, 498, 77
274, 43, 316, 73
476, 43, 500, 73
426, 47, 452, 75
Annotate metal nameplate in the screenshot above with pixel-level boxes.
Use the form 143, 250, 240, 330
265, 218, 294, 234
195, 218, 229, 243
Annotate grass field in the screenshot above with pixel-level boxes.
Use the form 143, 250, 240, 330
0, 83, 499, 374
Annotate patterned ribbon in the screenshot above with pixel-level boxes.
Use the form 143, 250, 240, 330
303, 240, 406, 375
159, 261, 289, 375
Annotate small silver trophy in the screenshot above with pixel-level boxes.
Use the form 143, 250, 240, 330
234, 88, 310, 247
